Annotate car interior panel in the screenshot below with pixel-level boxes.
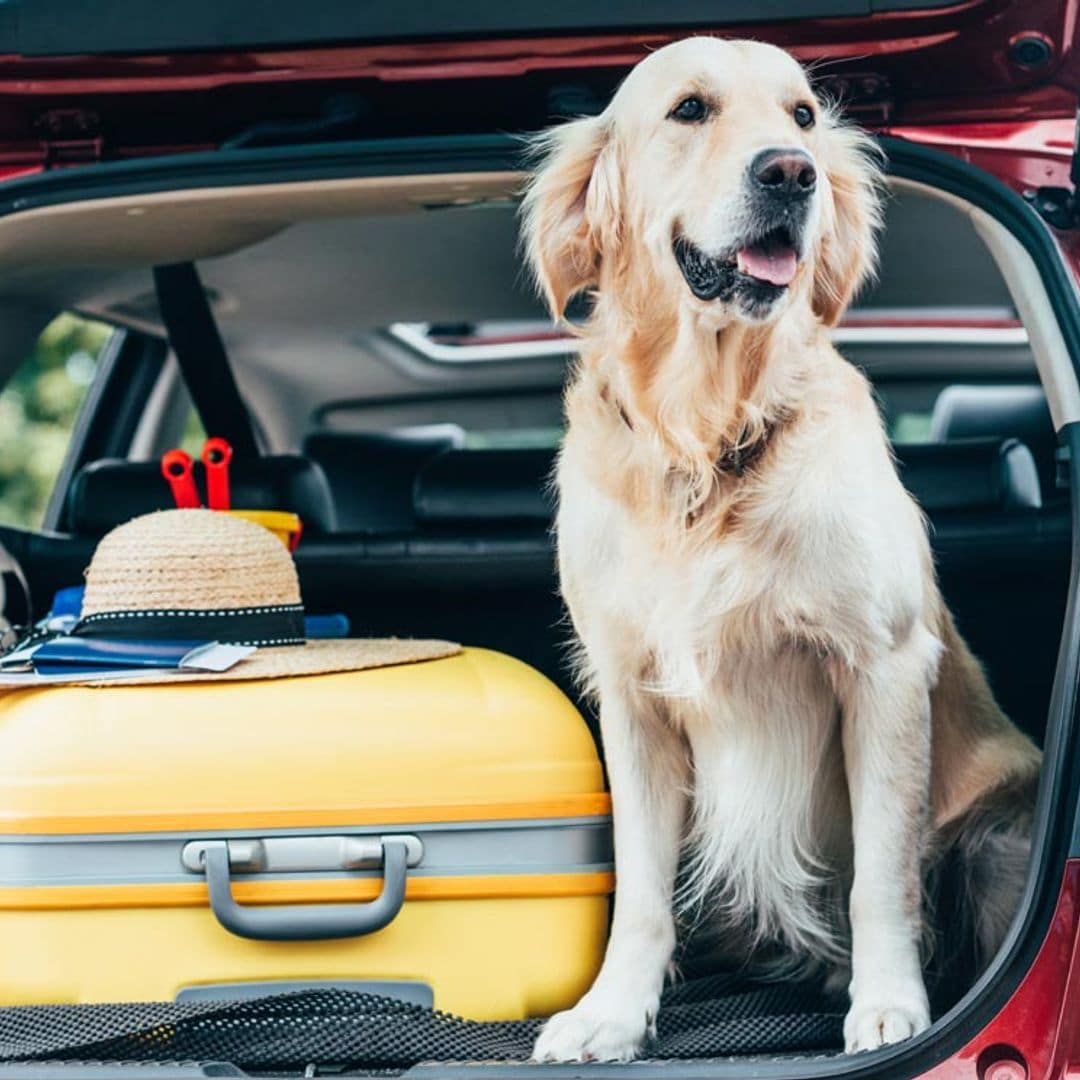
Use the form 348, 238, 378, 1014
0, 177, 1062, 763
0, 127, 1065, 1080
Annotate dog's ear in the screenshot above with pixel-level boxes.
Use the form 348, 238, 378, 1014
520, 115, 620, 319
812, 120, 884, 327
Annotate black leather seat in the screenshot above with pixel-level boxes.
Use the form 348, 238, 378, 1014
304, 426, 464, 533
930, 384, 1058, 499
409, 439, 1043, 525
896, 437, 1041, 513
66, 455, 337, 536
413, 448, 555, 526
294, 437, 1064, 742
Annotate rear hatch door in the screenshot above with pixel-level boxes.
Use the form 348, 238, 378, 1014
0, 0, 1074, 169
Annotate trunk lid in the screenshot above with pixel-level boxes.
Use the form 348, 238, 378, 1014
0, 0, 1074, 168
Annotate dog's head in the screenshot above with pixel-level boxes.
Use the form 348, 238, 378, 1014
522, 38, 882, 330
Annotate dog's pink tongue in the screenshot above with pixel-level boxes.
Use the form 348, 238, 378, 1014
737, 246, 797, 286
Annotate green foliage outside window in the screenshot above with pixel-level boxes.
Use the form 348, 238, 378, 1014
0, 313, 113, 529
891, 411, 934, 444
179, 408, 207, 456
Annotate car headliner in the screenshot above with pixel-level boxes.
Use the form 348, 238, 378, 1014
0, 172, 1020, 448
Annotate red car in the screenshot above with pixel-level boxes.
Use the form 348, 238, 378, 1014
0, 2, 1074, 1078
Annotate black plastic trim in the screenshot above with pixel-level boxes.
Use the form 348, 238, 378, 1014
0, 0, 963, 57
0, 133, 1073, 1080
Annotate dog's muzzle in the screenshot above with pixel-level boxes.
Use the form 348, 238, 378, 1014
673, 147, 816, 305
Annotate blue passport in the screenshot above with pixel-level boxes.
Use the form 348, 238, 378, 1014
31, 638, 213, 675
24, 637, 253, 677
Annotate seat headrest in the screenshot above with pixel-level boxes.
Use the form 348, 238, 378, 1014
303, 427, 465, 533
413, 440, 1039, 526
67, 455, 337, 536
305, 426, 466, 460
895, 437, 1041, 513
413, 448, 555, 525
929, 384, 1057, 494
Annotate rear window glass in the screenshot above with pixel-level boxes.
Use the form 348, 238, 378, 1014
0, 313, 114, 529
390, 308, 1026, 364
890, 411, 934, 443
389, 321, 574, 363
463, 427, 563, 450
179, 408, 208, 456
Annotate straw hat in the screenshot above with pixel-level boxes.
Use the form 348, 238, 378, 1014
67, 509, 458, 686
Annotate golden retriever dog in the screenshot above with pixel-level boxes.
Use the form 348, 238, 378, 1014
521, 37, 1041, 1061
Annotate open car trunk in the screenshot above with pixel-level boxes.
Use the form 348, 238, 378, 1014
0, 1, 1075, 1077
0, 123, 1071, 1079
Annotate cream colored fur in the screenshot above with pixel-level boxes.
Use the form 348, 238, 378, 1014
521, 37, 1041, 1061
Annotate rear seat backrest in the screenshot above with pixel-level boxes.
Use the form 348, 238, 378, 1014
413, 448, 555, 526
304, 427, 464, 533
895, 438, 1041, 513
930, 384, 1057, 497
410, 439, 1040, 525
293, 434, 1056, 745
66, 456, 337, 536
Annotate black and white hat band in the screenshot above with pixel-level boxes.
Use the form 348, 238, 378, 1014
71, 603, 306, 648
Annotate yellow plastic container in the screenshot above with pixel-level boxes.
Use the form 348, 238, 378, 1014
226, 509, 303, 550
0, 649, 611, 1018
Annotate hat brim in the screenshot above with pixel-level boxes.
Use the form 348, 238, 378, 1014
15, 638, 461, 688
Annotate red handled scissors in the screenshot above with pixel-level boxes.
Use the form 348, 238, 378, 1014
160, 437, 234, 511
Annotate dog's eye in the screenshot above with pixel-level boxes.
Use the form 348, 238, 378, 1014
669, 96, 709, 123
793, 103, 815, 129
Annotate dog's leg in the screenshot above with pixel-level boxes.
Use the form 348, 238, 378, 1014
834, 623, 939, 1053
533, 683, 687, 1062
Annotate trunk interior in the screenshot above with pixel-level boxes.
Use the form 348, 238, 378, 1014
0, 133, 1074, 1077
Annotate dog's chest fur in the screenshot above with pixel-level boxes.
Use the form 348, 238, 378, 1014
555, 355, 928, 961
559, 440, 853, 960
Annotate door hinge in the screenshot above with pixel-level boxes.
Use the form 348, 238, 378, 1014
1025, 185, 1078, 229
815, 71, 893, 126
35, 108, 104, 168
1024, 103, 1080, 229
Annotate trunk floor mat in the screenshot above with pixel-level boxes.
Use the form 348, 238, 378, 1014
0, 976, 844, 1068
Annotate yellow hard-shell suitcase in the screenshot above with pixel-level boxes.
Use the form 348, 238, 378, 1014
0, 648, 612, 1019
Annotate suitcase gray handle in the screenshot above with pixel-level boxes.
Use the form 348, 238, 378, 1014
198, 838, 412, 941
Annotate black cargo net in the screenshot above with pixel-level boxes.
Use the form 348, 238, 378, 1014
0, 976, 843, 1070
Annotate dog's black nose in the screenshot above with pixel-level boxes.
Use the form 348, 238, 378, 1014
750, 149, 817, 196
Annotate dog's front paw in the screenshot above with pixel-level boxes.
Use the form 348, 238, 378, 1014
532, 997, 657, 1063
843, 998, 930, 1054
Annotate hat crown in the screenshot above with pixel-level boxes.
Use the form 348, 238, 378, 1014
82, 509, 301, 616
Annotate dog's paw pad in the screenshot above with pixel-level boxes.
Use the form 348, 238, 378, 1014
532, 1005, 652, 1063
844, 1003, 930, 1054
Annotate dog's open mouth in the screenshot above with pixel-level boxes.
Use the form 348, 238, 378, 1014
735, 227, 799, 287
673, 226, 800, 301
